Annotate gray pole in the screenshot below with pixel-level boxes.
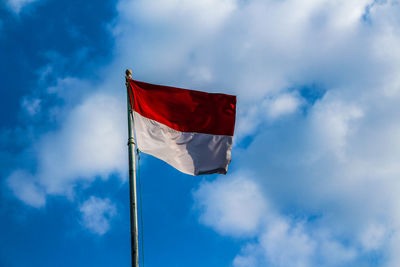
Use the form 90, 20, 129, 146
125, 69, 139, 267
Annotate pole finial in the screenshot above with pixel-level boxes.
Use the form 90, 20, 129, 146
126, 69, 133, 80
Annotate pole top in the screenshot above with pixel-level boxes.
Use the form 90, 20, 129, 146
125, 69, 132, 80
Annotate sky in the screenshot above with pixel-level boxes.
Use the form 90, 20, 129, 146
1, 0, 400, 266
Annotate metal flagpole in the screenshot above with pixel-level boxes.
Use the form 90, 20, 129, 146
125, 69, 139, 267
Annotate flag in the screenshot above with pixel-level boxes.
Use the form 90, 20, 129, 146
127, 79, 236, 176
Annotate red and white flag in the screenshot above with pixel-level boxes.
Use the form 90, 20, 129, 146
128, 79, 236, 176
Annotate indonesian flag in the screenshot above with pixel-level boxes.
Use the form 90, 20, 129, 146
128, 79, 236, 176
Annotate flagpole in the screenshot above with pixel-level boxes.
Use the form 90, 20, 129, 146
125, 69, 139, 267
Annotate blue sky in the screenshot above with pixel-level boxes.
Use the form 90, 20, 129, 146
1, 0, 400, 266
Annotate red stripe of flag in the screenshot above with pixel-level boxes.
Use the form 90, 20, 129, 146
128, 79, 236, 136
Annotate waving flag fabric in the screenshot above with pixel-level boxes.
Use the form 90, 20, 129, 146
128, 79, 236, 176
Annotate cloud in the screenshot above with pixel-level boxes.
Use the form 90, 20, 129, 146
21, 98, 41, 116
359, 223, 388, 252
6, 86, 127, 205
309, 94, 364, 158
36, 91, 127, 196
235, 92, 303, 140
259, 220, 357, 267
6, 0, 39, 13
194, 173, 267, 237
196, 174, 358, 267
7, 170, 45, 208
259, 219, 316, 267
226, 89, 400, 265
122, 0, 237, 27
266, 93, 302, 119
79, 196, 117, 235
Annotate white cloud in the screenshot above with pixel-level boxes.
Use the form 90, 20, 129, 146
79, 196, 117, 235
7, 170, 45, 208
118, 0, 236, 33
360, 223, 388, 252
309, 94, 364, 158
267, 93, 302, 119
259, 220, 357, 267
7, 86, 127, 205
260, 219, 316, 267
22, 98, 41, 116
196, 174, 358, 267
235, 93, 302, 140
194, 173, 267, 237
7, 0, 39, 13
36, 92, 127, 196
